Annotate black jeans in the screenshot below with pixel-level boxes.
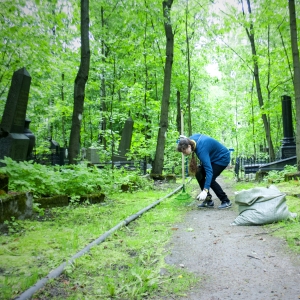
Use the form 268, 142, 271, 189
195, 163, 229, 203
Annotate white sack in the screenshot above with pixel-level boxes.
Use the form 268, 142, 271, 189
231, 185, 296, 226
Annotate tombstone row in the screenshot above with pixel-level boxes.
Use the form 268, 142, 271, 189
0, 68, 135, 167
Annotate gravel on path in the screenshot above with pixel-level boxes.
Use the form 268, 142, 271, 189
164, 177, 300, 300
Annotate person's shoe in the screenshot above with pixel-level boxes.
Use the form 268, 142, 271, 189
218, 201, 232, 209
198, 200, 214, 208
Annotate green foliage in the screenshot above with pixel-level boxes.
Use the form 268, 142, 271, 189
0, 0, 297, 177
0, 187, 198, 300
32, 202, 45, 216
4, 217, 25, 235
0, 157, 152, 198
263, 165, 297, 184
0, 157, 64, 197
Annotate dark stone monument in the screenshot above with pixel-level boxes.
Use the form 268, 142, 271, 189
23, 118, 36, 160
259, 95, 296, 174
280, 95, 296, 159
0, 68, 32, 166
50, 140, 60, 165
113, 117, 134, 162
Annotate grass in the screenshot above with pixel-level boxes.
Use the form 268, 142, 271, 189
0, 183, 199, 300
1, 168, 300, 299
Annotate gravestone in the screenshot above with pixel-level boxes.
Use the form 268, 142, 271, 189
23, 118, 36, 159
86, 147, 100, 164
259, 95, 296, 174
280, 95, 296, 159
0, 68, 31, 166
113, 117, 134, 162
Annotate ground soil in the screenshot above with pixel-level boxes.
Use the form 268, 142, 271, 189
163, 176, 300, 300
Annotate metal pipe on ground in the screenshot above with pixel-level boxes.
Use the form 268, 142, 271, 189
15, 184, 186, 300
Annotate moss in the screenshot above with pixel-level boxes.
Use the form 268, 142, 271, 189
284, 171, 300, 181
150, 173, 165, 180
165, 174, 176, 183
0, 192, 32, 223
0, 173, 9, 193
79, 193, 105, 204
35, 195, 69, 208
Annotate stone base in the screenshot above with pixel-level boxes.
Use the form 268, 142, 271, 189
281, 145, 296, 159
0, 133, 29, 166
0, 192, 33, 224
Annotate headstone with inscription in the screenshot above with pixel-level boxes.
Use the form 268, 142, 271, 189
0, 68, 31, 166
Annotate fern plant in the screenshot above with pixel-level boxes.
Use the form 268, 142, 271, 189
0, 157, 152, 198
263, 164, 297, 183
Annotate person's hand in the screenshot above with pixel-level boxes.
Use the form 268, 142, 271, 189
196, 190, 207, 201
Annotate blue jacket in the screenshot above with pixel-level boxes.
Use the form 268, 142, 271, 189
190, 134, 230, 189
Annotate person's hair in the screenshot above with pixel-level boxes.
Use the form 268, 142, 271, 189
177, 138, 198, 176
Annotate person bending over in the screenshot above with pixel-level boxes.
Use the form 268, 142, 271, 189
177, 134, 232, 209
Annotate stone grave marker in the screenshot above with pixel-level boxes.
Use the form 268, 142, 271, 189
280, 95, 296, 159
113, 117, 134, 162
86, 147, 100, 164
0, 67, 31, 165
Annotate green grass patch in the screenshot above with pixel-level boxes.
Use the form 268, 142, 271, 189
0, 185, 199, 300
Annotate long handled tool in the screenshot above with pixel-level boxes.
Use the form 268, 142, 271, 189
175, 110, 192, 200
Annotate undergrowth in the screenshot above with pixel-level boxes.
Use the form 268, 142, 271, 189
0, 157, 152, 198
0, 179, 198, 300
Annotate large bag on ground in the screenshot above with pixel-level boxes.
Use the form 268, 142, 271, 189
231, 185, 296, 226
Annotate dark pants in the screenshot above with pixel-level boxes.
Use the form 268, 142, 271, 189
195, 163, 229, 203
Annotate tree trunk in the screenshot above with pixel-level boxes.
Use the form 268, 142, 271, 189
68, 0, 90, 164
176, 90, 181, 134
185, 1, 192, 137
244, 0, 275, 161
61, 73, 67, 147
152, 0, 174, 175
288, 0, 300, 170
99, 6, 107, 149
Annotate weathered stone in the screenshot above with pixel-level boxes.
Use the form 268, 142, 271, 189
0, 68, 32, 165
35, 195, 69, 208
79, 193, 105, 204
0, 192, 33, 224
0, 174, 9, 193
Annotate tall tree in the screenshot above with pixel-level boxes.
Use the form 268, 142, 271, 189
243, 0, 275, 161
288, 0, 300, 170
69, 0, 90, 163
185, 0, 192, 137
152, 0, 174, 175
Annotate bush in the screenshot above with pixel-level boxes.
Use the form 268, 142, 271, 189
0, 157, 152, 198
263, 165, 297, 183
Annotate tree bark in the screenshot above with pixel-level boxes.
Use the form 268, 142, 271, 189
152, 0, 174, 175
185, 1, 192, 137
99, 6, 107, 149
68, 0, 90, 164
288, 0, 300, 170
244, 0, 275, 161
176, 90, 181, 134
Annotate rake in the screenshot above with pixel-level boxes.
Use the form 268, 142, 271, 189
175, 110, 192, 201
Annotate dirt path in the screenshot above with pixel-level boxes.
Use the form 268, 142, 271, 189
164, 177, 300, 300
